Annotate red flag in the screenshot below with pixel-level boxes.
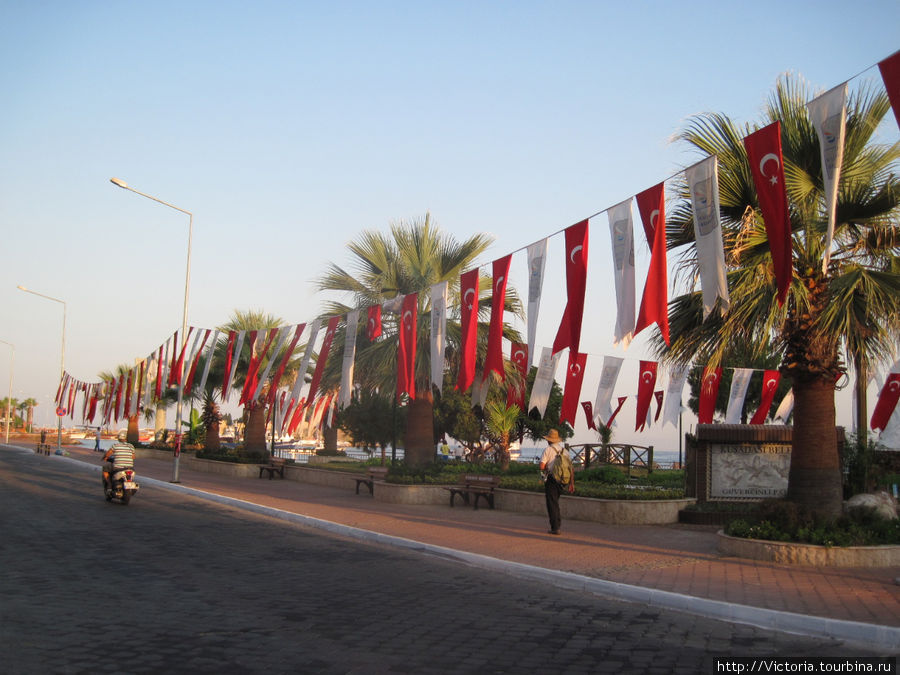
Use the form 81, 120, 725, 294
154, 345, 164, 399
173, 327, 194, 386
635, 183, 670, 345
552, 219, 589, 355
113, 375, 124, 423
871, 373, 900, 431
698, 366, 723, 424
635, 361, 658, 431
183, 330, 211, 395
367, 305, 382, 341
267, 324, 306, 404
750, 370, 781, 424
654, 390, 664, 422
397, 292, 418, 401
124, 369, 134, 418
744, 122, 793, 305
484, 254, 511, 381
286, 397, 307, 436
167, 331, 178, 386
581, 401, 596, 430
221, 331, 236, 401
87, 387, 99, 423
606, 396, 628, 428
559, 351, 587, 428
506, 342, 528, 410
241, 328, 279, 405
456, 268, 480, 391
879, 50, 900, 130
307, 316, 340, 408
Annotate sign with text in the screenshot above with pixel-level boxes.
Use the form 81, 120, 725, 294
709, 443, 791, 500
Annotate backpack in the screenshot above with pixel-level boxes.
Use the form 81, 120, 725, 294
551, 447, 573, 486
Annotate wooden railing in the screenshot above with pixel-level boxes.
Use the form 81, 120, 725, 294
567, 443, 654, 475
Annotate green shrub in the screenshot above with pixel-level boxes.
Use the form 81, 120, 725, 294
577, 465, 628, 484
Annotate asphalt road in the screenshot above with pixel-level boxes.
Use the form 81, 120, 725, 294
0, 448, 886, 674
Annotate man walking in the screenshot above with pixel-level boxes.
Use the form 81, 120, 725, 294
539, 429, 574, 535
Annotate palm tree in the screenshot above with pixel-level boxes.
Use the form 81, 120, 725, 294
656, 76, 900, 520
20, 398, 37, 432
315, 213, 524, 468
485, 401, 520, 470
99, 364, 142, 445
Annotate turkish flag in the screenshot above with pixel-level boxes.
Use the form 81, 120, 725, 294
168, 331, 179, 387
879, 50, 900, 130
268, 324, 306, 404
698, 366, 723, 424
552, 219, 589, 355
750, 370, 781, 424
635, 183, 670, 345
113, 375, 124, 423
287, 397, 307, 436
183, 330, 211, 395
581, 401, 596, 431
654, 390, 664, 422
484, 255, 511, 381
744, 122, 793, 305
635, 360, 658, 431
367, 305, 382, 341
559, 351, 587, 428
220, 332, 236, 401
606, 396, 628, 428
397, 292, 418, 401
871, 373, 900, 431
506, 342, 528, 410
456, 268, 480, 391
240, 328, 278, 405
307, 316, 340, 408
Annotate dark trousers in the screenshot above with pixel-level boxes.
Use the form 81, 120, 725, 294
544, 476, 562, 532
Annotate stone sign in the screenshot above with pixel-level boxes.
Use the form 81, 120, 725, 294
708, 442, 790, 500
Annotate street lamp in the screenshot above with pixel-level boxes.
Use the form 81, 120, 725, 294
110, 177, 193, 483
0, 340, 12, 444
16, 286, 66, 453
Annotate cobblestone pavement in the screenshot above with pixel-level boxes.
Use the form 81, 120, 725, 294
0, 449, 890, 674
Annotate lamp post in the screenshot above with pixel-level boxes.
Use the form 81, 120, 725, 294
0, 340, 12, 444
16, 286, 65, 453
110, 177, 192, 483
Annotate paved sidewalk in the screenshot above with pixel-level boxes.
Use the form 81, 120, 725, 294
48, 444, 900, 649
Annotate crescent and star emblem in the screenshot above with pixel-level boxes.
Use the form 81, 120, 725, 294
759, 153, 780, 186
402, 310, 413, 326
495, 276, 504, 292
464, 287, 476, 309
569, 244, 583, 265
766, 378, 778, 390
570, 363, 582, 377
890, 380, 900, 393
513, 349, 526, 361
642, 370, 654, 383
650, 209, 660, 229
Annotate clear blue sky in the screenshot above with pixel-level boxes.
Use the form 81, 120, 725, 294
1, 1, 897, 443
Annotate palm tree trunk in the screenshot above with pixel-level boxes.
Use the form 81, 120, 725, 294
787, 377, 843, 520
126, 414, 140, 445
324, 425, 338, 452
244, 403, 268, 455
405, 393, 435, 468
154, 403, 167, 442
854, 354, 867, 441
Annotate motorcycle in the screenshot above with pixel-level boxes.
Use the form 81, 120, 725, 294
103, 467, 139, 505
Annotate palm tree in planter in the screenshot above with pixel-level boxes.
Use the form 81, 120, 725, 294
655, 76, 899, 520
314, 213, 524, 468
20, 398, 37, 432
99, 364, 142, 445
213, 310, 303, 457
485, 401, 520, 470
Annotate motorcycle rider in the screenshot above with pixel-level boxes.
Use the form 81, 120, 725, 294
102, 440, 135, 491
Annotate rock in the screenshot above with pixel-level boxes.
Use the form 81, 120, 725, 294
845, 492, 898, 520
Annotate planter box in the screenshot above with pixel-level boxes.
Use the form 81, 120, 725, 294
286, 466, 359, 490
374, 482, 448, 505
180, 457, 261, 479
496, 489, 694, 525
717, 531, 900, 567
678, 509, 754, 526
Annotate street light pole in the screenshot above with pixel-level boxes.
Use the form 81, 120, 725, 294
110, 177, 192, 483
0, 340, 13, 444
16, 286, 65, 453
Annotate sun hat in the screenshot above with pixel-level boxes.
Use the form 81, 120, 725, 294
543, 429, 561, 443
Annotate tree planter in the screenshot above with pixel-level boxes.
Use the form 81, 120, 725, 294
717, 531, 900, 567
494, 489, 694, 525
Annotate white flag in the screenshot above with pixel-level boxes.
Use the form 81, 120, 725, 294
527, 346, 562, 417
686, 156, 729, 317
774, 389, 794, 423
179, 329, 205, 399
662, 365, 689, 429
290, 319, 320, 406
339, 310, 359, 408
430, 281, 448, 393
608, 199, 636, 347
470, 371, 490, 409
197, 330, 220, 395
143, 353, 156, 409
526, 239, 548, 368
222, 330, 246, 402
160, 337, 171, 394
807, 84, 847, 275
725, 368, 754, 424
251, 326, 291, 403
593, 356, 624, 425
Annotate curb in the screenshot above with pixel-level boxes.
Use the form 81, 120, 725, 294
46, 450, 900, 651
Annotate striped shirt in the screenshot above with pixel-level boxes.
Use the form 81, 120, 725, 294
108, 442, 135, 469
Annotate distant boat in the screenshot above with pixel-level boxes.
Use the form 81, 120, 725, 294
509, 441, 521, 460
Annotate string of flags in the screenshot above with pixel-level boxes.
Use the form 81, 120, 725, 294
55, 50, 900, 437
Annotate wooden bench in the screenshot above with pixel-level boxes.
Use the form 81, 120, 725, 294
443, 474, 502, 510
258, 457, 286, 479
35, 443, 52, 455
355, 466, 390, 495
